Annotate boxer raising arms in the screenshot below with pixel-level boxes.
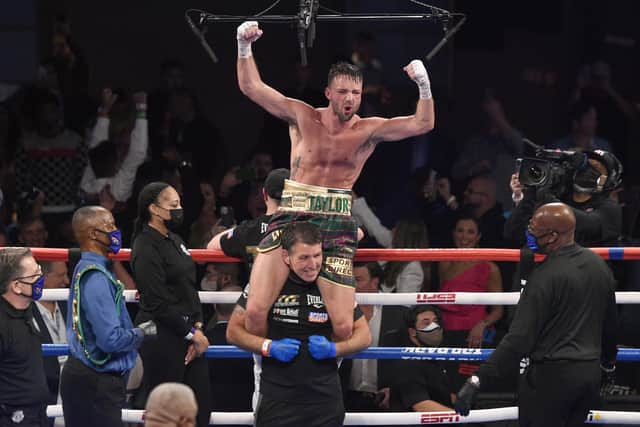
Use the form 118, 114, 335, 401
237, 21, 435, 340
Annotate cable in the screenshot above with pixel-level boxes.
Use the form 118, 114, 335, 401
254, 0, 284, 17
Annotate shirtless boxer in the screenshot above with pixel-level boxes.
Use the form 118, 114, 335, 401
237, 21, 435, 340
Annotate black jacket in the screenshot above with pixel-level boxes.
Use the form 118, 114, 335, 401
339, 305, 408, 392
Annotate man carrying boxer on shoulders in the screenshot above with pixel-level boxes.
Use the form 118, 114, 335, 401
236, 21, 435, 341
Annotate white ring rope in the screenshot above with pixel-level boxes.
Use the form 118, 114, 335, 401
44, 406, 640, 425
40, 289, 640, 305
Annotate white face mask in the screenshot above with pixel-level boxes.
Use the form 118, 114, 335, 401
416, 322, 443, 347
200, 277, 218, 291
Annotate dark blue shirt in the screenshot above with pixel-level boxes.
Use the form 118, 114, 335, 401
66, 251, 143, 373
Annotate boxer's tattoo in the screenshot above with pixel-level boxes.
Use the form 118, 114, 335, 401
291, 156, 301, 179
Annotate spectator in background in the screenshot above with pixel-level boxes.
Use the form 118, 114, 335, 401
573, 60, 635, 160
80, 88, 149, 207
352, 195, 429, 293
17, 216, 49, 248
382, 219, 431, 293
246, 183, 267, 220
160, 89, 225, 183
0, 101, 21, 197
350, 32, 391, 117
130, 182, 211, 427
148, 59, 187, 149
206, 285, 254, 416
436, 214, 503, 389
0, 247, 49, 427
188, 181, 219, 249
45, 15, 93, 134
217, 150, 274, 222
460, 174, 505, 248
452, 92, 523, 210
144, 382, 198, 427
549, 101, 612, 152
15, 90, 86, 246
340, 261, 406, 412
32, 261, 69, 427
390, 305, 454, 412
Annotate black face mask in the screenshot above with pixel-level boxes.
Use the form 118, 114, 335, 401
156, 205, 184, 230
166, 208, 184, 229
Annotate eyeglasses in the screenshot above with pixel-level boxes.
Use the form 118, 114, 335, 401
14, 273, 44, 285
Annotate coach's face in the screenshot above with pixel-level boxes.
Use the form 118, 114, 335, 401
283, 242, 323, 282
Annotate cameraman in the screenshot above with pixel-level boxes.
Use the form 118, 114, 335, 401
505, 149, 622, 248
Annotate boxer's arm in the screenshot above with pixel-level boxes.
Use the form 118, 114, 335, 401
236, 21, 304, 124
368, 60, 435, 143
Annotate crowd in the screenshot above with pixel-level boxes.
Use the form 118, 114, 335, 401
0, 13, 639, 427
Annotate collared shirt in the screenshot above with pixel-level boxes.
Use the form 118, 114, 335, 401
349, 305, 381, 392
131, 224, 201, 337
66, 251, 143, 373
35, 301, 68, 366
0, 297, 49, 406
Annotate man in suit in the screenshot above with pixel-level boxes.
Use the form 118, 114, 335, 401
32, 261, 70, 427
340, 261, 407, 411
205, 285, 254, 416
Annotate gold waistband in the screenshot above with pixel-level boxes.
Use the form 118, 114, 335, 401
279, 179, 352, 215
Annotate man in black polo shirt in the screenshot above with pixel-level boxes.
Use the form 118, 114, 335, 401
227, 222, 372, 427
0, 247, 49, 427
207, 168, 290, 275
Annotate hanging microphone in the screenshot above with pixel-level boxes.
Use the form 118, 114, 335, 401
186, 13, 219, 63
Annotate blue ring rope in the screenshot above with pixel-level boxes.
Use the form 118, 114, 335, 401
42, 344, 640, 361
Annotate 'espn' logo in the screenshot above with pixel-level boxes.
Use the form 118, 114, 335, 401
416, 293, 456, 304
420, 412, 460, 424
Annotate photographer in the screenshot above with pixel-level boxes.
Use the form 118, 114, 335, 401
505, 148, 622, 248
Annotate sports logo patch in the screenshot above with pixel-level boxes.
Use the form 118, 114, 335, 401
308, 312, 328, 323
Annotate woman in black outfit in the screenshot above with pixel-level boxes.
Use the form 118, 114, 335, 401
131, 182, 211, 427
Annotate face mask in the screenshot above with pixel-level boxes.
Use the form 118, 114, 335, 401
96, 229, 122, 254
525, 229, 554, 254
156, 204, 184, 230
18, 275, 45, 301
166, 208, 184, 229
200, 276, 218, 291
416, 322, 443, 347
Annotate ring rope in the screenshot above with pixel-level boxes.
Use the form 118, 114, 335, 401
39, 289, 640, 305
43, 405, 640, 424
40, 344, 640, 362
28, 247, 640, 263
34, 246, 640, 424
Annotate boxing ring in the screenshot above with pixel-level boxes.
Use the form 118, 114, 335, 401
34, 247, 640, 425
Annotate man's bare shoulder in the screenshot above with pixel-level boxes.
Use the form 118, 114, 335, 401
289, 98, 320, 116
354, 115, 386, 129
